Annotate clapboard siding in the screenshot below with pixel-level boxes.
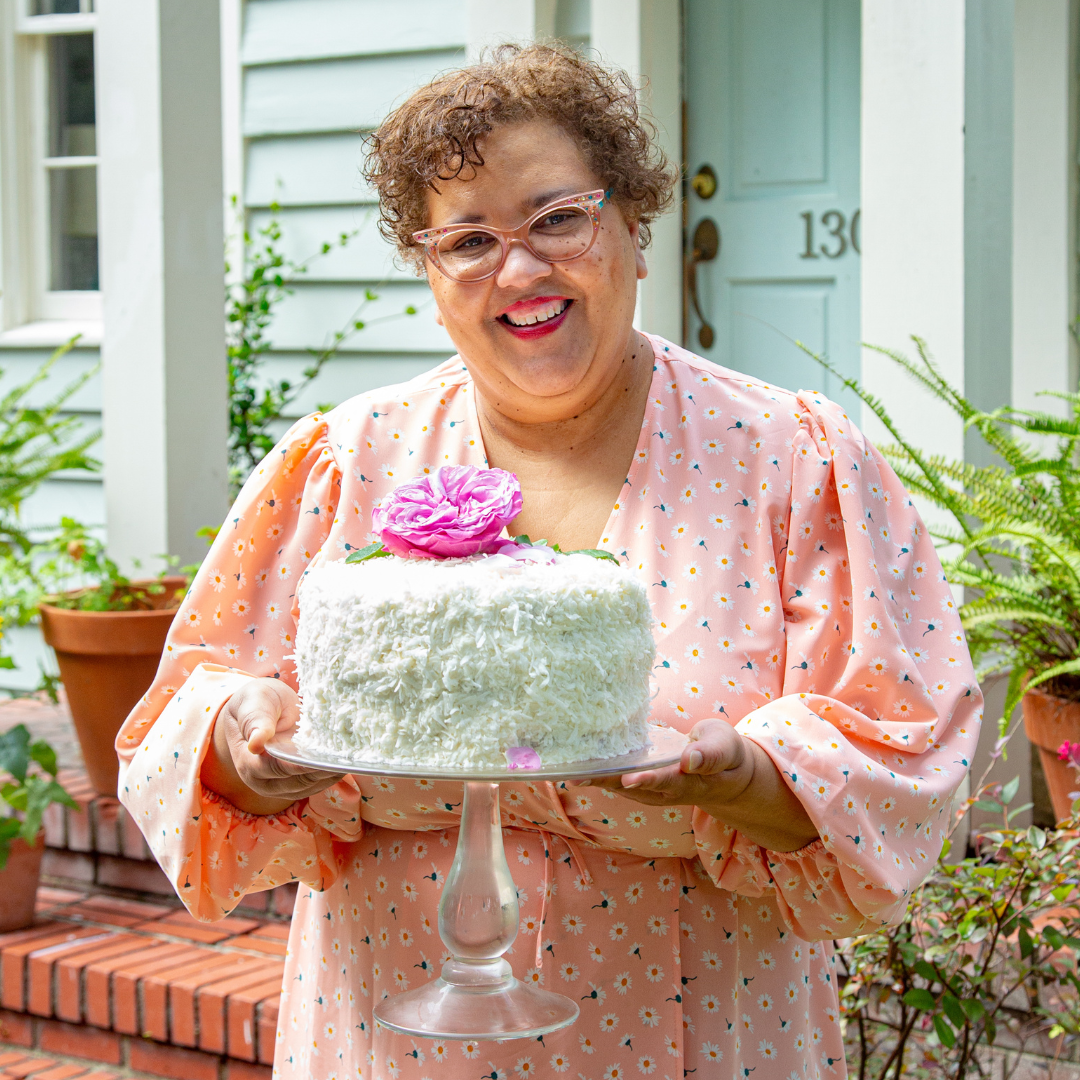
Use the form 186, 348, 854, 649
20, 475, 104, 531
242, 0, 466, 66
0, 347, 102, 411
259, 353, 443, 419
0, 344, 103, 688
245, 135, 373, 207
266, 283, 445, 353
243, 0, 460, 425
247, 207, 414, 281
243, 49, 465, 137
0, 344, 104, 536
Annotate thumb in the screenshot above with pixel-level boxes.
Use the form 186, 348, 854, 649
244, 714, 279, 756
682, 719, 742, 776
233, 695, 283, 755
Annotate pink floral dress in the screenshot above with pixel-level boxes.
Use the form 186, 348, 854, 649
117, 334, 982, 1080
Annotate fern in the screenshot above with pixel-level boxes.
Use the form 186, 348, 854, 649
802, 337, 1080, 734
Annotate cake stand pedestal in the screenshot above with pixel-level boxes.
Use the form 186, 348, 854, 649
267, 726, 687, 1042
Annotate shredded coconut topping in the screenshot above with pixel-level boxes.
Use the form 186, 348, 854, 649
294, 552, 656, 767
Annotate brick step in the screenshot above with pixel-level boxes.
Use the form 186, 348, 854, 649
0, 1047, 119, 1079
0, 1037, 270, 1080
0, 889, 284, 1077
0, 701, 287, 1075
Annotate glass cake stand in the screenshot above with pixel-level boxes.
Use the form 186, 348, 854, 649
266, 725, 688, 1042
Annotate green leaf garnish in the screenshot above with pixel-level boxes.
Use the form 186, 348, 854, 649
564, 548, 620, 564
345, 542, 393, 564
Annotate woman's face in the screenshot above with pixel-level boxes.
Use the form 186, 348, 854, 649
423, 120, 648, 425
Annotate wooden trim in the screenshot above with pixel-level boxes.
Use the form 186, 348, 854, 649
591, 0, 683, 344
15, 15, 97, 36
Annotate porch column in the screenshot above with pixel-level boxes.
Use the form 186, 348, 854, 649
859, 0, 966, 458
1011, 0, 1078, 417
96, 0, 228, 572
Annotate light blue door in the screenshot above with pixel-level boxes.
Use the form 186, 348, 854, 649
684, 0, 861, 409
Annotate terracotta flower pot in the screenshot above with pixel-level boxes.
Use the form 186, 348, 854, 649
1022, 687, 1080, 823
38, 577, 184, 796
0, 834, 45, 933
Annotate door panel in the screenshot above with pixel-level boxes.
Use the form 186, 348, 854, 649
685, 0, 860, 410
734, 0, 827, 188
729, 282, 828, 393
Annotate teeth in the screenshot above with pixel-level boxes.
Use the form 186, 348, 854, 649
505, 299, 569, 327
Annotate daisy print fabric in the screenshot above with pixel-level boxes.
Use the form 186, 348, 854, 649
117, 334, 981, 1080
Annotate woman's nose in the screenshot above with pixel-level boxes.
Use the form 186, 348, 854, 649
495, 239, 553, 290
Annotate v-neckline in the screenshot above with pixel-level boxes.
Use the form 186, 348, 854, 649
461, 335, 662, 553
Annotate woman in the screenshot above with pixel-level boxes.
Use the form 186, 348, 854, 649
118, 44, 980, 1079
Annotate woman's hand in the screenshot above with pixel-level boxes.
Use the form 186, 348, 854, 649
588, 718, 820, 852
200, 678, 343, 816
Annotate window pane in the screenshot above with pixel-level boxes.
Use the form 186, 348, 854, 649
48, 34, 95, 157
34, 0, 82, 14
49, 167, 98, 291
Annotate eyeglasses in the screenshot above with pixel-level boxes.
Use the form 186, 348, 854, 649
413, 189, 610, 283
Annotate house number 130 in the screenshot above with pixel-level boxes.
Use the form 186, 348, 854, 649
800, 209, 861, 258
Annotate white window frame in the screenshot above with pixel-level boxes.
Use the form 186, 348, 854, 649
2, 0, 101, 329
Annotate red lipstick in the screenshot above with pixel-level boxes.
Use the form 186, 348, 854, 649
497, 297, 573, 339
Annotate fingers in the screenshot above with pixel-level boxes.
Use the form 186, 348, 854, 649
242, 768, 344, 799
593, 763, 694, 801
587, 722, 757, 811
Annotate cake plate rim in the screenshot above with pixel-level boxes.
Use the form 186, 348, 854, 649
265, 724, 688, 781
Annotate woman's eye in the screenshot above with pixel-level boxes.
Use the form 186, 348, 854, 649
539, 212, 572, 228
448, 232, 494, 253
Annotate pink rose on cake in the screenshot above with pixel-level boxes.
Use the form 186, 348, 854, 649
371, 464, 524, 559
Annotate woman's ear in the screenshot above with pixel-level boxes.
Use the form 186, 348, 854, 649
628, 219, 648, 281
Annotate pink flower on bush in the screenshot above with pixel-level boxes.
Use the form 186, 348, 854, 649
372, 465, 523, 559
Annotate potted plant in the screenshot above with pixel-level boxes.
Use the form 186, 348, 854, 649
0, 723, 78, 932
808, 337, 1080, 821
1, 519, 185, 796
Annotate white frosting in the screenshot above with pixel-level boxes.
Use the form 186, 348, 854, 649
294, 552, 656, 768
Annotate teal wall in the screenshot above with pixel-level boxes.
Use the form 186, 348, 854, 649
238, 0, 463, 435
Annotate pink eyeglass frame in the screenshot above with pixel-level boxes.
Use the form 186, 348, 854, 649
412, 188, 610, 282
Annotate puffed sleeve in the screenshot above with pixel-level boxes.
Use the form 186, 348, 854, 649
116, 413, 365, 921
692, 391, 982, 939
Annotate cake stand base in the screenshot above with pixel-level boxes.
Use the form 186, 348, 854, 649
268, 727, 687, 1041
374, 958, 579, 1041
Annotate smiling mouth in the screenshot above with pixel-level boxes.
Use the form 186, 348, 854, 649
498, 298, 572, 328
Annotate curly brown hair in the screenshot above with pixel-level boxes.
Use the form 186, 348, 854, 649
363, 42, 678, 271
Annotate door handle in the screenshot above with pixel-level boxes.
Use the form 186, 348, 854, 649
687, 217, 719, 349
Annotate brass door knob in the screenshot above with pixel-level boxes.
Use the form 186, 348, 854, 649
687, 217, 719, 349
690, 164, 717, 200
